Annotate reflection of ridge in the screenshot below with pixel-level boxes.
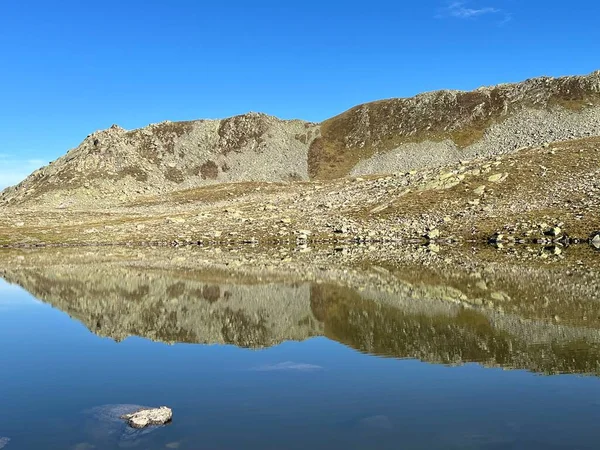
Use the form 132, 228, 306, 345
312, 284, 600, 375
4, 265, 600, 376
1, 267, 323, 347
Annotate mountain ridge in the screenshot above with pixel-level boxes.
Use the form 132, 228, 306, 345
2, 69, 600, 208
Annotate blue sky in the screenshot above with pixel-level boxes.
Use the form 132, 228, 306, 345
1, 0, 598, 188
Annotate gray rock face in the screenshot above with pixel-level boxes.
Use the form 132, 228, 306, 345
121, 407, 173, 429
0, 113, 317, 208
349, 105, 600, 177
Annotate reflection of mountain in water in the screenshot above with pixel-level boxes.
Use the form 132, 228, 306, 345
3, 266, 600, 375
2, 267, 322, 347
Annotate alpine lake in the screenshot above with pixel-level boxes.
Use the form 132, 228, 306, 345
1, 243, 599, 450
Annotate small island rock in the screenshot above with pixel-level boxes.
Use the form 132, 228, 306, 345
121, 406, 173, 429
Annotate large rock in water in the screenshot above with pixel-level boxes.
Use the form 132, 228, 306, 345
83, 404, 169, 446
121, 406, 173, 429
0, 437, 9, 449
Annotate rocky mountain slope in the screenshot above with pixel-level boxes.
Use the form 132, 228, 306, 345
2, 135, 599, 247
1, 114, 318, 208
2, 70, 600, 208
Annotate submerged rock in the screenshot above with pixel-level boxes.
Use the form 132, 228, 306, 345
121, 407, 173, 429
0, 437, 10, 449
83, 404, 167, 445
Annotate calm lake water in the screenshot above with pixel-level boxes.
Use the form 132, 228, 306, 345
2, 268, 600, 450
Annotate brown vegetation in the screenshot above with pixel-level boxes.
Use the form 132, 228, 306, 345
164, 167, 185, 183
200, 160, 219, 180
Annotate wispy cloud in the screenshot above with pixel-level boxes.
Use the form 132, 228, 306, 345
250, 361, 324, 372
0, 156, 46, 190
26, 159, 46, 166
437, 1, 510, 22
447, 1, 499, 18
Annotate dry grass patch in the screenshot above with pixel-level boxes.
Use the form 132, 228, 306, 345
308, 81, 600, 180
355, 136, 600, 238
127, 181, 295, 207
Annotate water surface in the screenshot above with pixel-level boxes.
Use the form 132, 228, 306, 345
1, 261, 600, 449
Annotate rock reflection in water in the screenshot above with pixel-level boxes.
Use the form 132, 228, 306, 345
3, 262, 600, 376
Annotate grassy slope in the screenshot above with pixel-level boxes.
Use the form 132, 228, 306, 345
308, 75, 600, 180
359, 137, 600, 238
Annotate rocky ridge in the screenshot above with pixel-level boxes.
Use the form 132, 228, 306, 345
2, 70, 600, 208
1, 114, 317, 208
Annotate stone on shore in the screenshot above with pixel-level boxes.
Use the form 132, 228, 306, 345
425, 228, 440, 239
591, 232, 600, 249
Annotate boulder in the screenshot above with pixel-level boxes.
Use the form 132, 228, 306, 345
473, 185, 486, 195
121, 407, 173, 429
425, 228, 440, 239
487, 173, 508, 183
84, 404, 166, 444
590, 232, 600, 249
544, 226, 562, 237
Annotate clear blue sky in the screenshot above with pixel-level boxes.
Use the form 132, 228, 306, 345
1, 0, 599, 188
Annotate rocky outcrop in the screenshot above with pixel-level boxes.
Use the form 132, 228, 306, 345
2, 70, 600, 208
0, 114, 318, 208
